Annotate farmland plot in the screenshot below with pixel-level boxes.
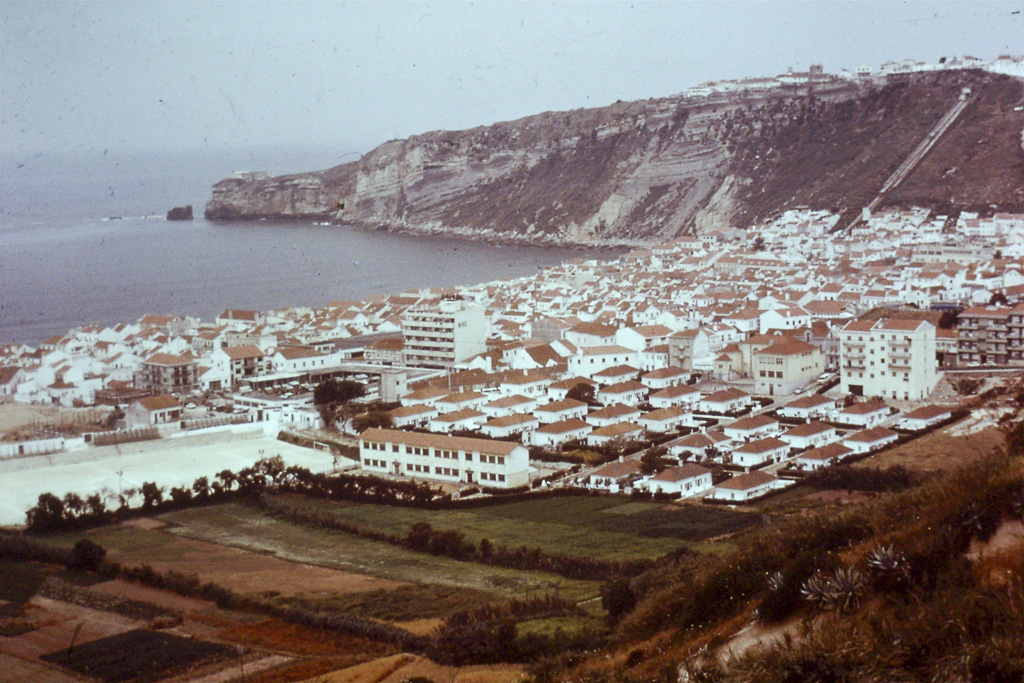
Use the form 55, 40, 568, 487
41, 629, 238, 683
266, 493, 757, 560
159, 504, 602, 602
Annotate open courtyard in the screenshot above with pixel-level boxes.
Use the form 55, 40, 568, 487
0, 431, 346, 526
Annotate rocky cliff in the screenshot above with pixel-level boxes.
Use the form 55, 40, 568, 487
206, 70, 1023, 244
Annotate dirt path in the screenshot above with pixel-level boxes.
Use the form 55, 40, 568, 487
717, 616, 806, 660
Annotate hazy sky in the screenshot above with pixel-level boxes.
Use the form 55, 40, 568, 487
2, 1, 1022, 159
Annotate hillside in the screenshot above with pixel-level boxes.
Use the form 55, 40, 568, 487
530, 384, 1024, 682
206, 70, 1023, 245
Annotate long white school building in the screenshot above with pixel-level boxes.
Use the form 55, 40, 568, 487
358, 428, 530, 488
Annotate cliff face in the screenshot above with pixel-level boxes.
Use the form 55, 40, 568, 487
206, 70, 1023, 243
206, 96, 742, 242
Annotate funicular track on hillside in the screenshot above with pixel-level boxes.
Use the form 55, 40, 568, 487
844, 89, 976, 232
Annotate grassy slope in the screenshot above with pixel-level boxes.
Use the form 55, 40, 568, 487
545, 413, 1024, 682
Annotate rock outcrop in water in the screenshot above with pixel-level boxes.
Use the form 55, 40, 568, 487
205, 70, 1023, 244
166, 205, 193, 221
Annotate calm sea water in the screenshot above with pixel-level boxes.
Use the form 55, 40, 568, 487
1, 147, 611, 345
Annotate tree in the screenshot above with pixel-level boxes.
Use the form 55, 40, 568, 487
62, 492, 85, 518
192, 476, 210, 500
169, 486, 192, 506
104, 405, 124, 429
565, 382, 595, 404
67, 539, 107, 571
256, 455, 286, 486
313, 379, 366, 406
85, 493, 106, 518
352, 410, 394, 434
216, 469, 236, 493
140, 481, 164, 510
640, 446, 668, 474
938, 309, 960, 329
26, 493, 66, 531
314, 379, 367, 431
989, 291, 1009, 306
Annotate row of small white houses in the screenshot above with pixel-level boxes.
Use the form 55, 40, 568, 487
357, 401, 951, 500
387, 374, 952, 453
358, 428, 800, 503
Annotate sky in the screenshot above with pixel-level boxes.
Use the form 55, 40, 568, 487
2, 0, 1022, 162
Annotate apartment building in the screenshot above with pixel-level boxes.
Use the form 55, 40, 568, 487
401, 299, 488, 369
957, 305, 1020, 366
212, 345, 269, 386
839, 318, 939, 401
358, 428, 529, 488
137, 352, 200, 394
753, 338, 823, 395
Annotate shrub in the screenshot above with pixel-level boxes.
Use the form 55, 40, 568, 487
67, 539, 107, 572
601, 577, 637, 624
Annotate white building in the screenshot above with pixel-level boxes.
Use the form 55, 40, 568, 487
731, 437, 790, 469
567, 346, 643, 379
897, 404, 953, 431
835, 400, 892, 428
529, 418, 593, 447
795, 442, 852, 471
842, 426, 900, 454
401, 299, 488, 369
722, 414, 779, 442
588, 458, 644, 493
480, 413, 539, 439
359, 428, 529, 488
698, 388, 752, 414
645, 464, 713, 497
839, 318, 939, 401
650, 384, 701, 408
777, 394, 836, 420
780, 421, 838, 450
711, 470, 788, 502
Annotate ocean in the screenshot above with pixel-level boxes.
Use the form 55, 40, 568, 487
1, 147, 612, 345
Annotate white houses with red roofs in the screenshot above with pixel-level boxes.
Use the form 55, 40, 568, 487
731, 437, 790, 469
529, 418, 593, 447
780, 421, 839, 450
645, 464, 713, 497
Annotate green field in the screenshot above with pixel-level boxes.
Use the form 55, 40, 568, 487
158, 504, 601, 602
266, 493, 757, 560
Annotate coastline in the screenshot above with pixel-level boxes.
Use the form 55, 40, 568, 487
204, 213, 655, 251
2, 212, 621, 347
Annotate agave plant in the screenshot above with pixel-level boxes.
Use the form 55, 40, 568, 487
865, 544, 911, 594
866, 545, 907, 577
959, 502, 986, 535
1009, 485, 1024, 521
803, 567, 866, 614
800, 571, 831, 610
767, 570, 785, 592
823, 567, 867, 614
